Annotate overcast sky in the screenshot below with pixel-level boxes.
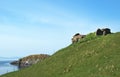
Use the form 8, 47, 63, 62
0, 0, 120, 57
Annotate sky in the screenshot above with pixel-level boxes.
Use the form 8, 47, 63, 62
0, 0, 120, 57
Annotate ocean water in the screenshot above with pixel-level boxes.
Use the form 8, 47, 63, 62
0, 60, 18, 75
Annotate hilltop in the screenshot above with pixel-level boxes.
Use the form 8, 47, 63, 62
1, 32, 120, 77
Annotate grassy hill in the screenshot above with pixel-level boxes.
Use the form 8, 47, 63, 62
1, 32, 120, 77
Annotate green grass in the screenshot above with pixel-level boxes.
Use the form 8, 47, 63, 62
1, 32, 120, 77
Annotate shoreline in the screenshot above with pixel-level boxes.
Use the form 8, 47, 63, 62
0, 60, 18, 76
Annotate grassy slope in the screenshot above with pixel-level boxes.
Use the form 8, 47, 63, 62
1, 32, 120, 77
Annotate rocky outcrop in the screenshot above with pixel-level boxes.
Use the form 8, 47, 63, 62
71, 33, 86, 43
96, 28, 111, 36
11, 54, 50, 68
10, 61, 19, 65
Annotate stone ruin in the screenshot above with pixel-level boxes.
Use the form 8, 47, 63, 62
71, 33, 86, 43
95, 28, 111, 36
71, 28, 111, 43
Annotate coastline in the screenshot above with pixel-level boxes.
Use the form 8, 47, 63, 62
0, 60, 18, 75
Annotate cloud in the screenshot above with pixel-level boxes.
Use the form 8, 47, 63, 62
0, 1, 89, 27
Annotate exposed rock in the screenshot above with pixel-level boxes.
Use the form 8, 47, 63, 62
10, 60, 19, 65
96, 28, 111, 36
71, 33, 86, 43
11, 54, 50, 69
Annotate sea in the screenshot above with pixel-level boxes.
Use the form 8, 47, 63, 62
0, 58, 19, 76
